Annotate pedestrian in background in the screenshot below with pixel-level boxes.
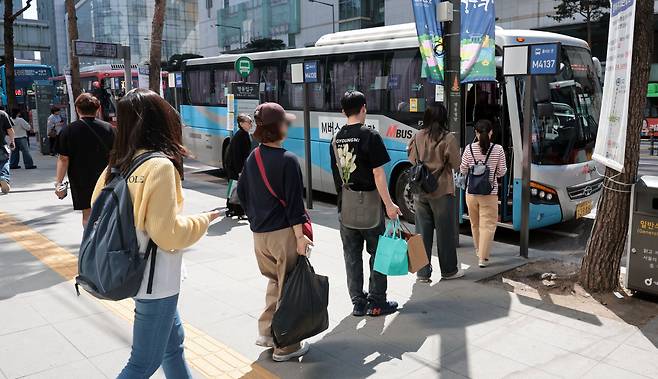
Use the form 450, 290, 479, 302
92, 88, 220, 378
460, 119, 507, 268
408, 103, 463, 282
9, 108, 36, 170
55, 93, 115, 227
47, 106, 64, 156
224, 113, 253, 217
237, 102, 312, 362
0, 109, 15, 194
329, 90, 400, 317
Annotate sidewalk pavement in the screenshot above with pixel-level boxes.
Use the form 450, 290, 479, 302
1, 143, 658, 378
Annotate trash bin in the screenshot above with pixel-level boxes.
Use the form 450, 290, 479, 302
625, 176, 658, 294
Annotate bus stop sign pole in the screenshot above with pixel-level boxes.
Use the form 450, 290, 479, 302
503, 43, 561, 258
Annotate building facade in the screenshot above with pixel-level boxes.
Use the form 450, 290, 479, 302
198, 0, 393, 55
67, 0, 199, 67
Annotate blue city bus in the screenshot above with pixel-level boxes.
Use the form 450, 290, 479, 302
0, 63, 56, 108
180, 24, 603, 229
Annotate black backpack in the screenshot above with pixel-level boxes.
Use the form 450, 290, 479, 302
466, 144, 495, 195
408, 134, 443, 194
75, 152, 165, 300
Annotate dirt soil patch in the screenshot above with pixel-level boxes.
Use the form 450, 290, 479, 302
482, 258, 658, 326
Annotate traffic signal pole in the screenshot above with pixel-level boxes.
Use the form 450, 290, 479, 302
442, 1, 462, 247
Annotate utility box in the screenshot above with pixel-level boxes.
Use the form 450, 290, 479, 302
626, 176, 658, 294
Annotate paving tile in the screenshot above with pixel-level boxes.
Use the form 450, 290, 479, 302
510, 317, 606, 355
53, 312, 132, 358
581, 362, 651, 379
177, 287, 243, 329
0, 325, 85, 378
24, 283, 107, 323
0, 297, 48, 336
528, 303, 636, 339
204, 314, 266, 362
442, 346, 534, 379
623, 330, 658, 351
606, 342, 658, 377
405, 366, 469, 379
22, 359, 106, 379
89, 347, 166, 379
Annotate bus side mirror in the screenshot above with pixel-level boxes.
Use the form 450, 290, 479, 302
537, 103, 554, 119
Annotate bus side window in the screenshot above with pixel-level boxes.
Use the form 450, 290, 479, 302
326, 54, 384, 112
187, 69, 214, 105
258, 64, 279, 103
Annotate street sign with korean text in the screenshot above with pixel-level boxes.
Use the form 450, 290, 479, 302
528, 43, 561, 76
234, 56, 254, 78
73, 40, 120, 59
303, 61, 319, 83
175, 72, 183, 88
230, 82, 259, 99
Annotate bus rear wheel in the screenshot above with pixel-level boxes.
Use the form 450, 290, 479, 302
394, 168, 416, 224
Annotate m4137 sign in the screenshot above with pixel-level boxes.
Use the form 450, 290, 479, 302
529, 43, 561, 76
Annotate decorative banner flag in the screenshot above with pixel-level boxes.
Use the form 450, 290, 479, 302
593, 0, 636, 172
412, 0, 444, 84
460, 0, 496, 83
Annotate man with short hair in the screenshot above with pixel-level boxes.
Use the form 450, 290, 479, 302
329, 90, 401, 317
55, 93, 114, 226
0, 109, 15, 194
47, 106, 64, 155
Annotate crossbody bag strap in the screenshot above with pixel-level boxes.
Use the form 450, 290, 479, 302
254, 147, 287, 207
145, 239, 157, 294
81, 118, 110, 154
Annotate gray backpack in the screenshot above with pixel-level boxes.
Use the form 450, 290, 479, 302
75, 152, 165, 300
332, 138, 382, 230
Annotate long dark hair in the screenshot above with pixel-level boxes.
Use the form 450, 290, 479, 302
474, 119, 493, 153
422, 102, 449, 141
107, 88, 186, 181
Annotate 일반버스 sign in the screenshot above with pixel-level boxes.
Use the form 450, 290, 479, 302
73, 40, 120, 59
593, 0, 636, 172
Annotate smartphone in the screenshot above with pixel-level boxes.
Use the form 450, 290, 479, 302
305, 244, 313, 259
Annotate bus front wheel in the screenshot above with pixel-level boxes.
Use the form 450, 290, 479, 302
394, 168, 416, 224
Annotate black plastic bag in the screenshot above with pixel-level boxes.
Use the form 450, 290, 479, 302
271, 256, 329, 348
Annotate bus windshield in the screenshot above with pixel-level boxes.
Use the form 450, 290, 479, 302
530, 46, 602, 165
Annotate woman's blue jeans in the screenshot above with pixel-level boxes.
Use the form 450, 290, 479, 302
118, 294, 192, 379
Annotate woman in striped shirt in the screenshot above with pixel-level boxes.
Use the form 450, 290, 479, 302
460, 119, 507, 267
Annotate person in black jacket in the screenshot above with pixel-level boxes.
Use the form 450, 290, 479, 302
225, 114, 253, 217
226, 113, 253, 180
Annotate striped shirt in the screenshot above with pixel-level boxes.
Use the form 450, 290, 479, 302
460, 143, 507, 195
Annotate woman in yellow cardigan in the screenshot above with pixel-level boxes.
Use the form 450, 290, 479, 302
92, 89, 220, 378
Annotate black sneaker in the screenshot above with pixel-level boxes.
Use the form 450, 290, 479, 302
9, 165, 20, 169
25, 166, 37, 169
352, 302, 368, 317
367, 301, 398, 317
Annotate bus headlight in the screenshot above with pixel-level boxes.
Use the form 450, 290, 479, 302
530, 182, 559, 205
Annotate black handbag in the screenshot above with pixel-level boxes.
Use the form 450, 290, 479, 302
408, 138, 439, 194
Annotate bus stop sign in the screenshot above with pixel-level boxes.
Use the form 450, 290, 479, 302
235, 56, 254, 78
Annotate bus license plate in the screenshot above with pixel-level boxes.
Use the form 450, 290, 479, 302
576, 200, 593, 219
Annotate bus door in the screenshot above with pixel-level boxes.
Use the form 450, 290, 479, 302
463, 80, 513, 224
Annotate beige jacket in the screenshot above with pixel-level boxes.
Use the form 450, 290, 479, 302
407, 129, 461, 198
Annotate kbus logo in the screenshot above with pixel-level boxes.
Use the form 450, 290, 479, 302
386, 125, 413, 139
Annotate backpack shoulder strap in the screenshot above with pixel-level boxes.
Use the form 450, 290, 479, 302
254, 147, 287, 207
124, 151, 168, 178
483, 144, 495, 165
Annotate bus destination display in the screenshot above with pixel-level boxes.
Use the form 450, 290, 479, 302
74, 41, 120, 59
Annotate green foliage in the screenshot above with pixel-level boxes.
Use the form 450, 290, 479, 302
245, 38, 286, 51
550, 0, 609, 22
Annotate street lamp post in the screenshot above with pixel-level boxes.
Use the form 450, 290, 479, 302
215, 24, 243, 48
309, 0, 335, 34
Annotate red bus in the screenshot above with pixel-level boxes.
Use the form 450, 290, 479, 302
51, 64, 169, 125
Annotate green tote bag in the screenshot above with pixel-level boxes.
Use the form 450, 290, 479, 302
374, 220, 409, 276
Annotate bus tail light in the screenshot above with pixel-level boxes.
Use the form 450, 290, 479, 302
530, 182, 559, 205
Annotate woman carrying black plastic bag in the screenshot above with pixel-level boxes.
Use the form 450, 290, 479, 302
237, 102, 313, 362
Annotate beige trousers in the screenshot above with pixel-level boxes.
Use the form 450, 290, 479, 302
465, 194, 498, 260
253, 227, 300, 353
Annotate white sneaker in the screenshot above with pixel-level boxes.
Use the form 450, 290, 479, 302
479, 259, 488, 268
442, 268, 465, 280
0, 179, 10, 194
272, 342, 310, 362
255, 335, 274, 348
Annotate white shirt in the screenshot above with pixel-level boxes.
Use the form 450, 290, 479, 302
47, 114, 63, 134
11, 117, 31, 139
134, 230, 186, 300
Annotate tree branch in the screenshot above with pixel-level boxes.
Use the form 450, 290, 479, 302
8, 0, 31, 22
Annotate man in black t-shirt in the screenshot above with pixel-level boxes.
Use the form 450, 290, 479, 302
0, 109, 16, 194
55, 93, 115, 227
329, 90, 401, 317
